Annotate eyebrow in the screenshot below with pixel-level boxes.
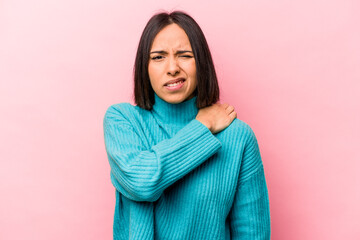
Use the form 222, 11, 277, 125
149, 50, 193, 55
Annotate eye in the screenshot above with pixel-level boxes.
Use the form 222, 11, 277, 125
180, 55, 193, 58
151, 55, 164, 60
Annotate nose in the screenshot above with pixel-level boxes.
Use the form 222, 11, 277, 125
167, 56, 180, 76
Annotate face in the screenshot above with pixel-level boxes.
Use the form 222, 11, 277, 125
148, 23, 197, 104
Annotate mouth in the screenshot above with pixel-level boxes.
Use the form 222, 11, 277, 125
164, 78, 186, 87
164, 78, 186, 91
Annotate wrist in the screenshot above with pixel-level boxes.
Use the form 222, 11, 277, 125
196, 117, 213, 133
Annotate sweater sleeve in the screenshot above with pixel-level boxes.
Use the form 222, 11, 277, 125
103, 104, 222, 202
229, 125, 271, 239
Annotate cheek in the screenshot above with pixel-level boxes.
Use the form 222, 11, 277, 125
148, 64, 166, 91
148, 64, 164, 77
148, 64, 161, 82
182, 61, 197, 76
185, 62, 197, 89
148, 63, 156, 78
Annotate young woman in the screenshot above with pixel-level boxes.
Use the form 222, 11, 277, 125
103, 11, 271, 240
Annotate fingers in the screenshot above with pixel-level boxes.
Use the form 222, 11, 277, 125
222, 103, 229, 109
221, 103, 235, 115
229, 110, 237, 120
210, 102, 237, 118
225, 105, 235, 115
225, 104, 237, 121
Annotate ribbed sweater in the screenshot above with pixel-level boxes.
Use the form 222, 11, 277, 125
103, 93, 271, 240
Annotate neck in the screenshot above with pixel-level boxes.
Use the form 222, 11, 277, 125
151, 93, 198, 125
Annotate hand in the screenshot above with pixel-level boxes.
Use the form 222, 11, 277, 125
196, 102, 237, 134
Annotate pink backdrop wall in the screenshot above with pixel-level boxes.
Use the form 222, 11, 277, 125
1, 0, 359, 239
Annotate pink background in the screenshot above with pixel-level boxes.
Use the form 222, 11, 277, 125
1, 0, 359, 239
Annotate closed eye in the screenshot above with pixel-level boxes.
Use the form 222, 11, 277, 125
180, 55, 193, 58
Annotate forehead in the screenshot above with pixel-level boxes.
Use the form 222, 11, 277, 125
151, 24, 192, 50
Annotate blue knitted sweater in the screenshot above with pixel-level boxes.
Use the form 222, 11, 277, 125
103, 94, 271, 239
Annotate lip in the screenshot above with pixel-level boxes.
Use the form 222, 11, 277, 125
164, 78, 185, 86
164, 78, 186, 91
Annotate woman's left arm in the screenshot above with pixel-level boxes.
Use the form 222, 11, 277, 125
229, 125, 271, 239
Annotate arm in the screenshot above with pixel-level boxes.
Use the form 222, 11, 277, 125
229, 125, 271, 239
103, 104, 222, 202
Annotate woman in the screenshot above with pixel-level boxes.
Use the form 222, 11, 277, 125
103, 11, 270, 239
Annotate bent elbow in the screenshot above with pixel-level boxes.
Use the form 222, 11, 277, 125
132, 189, 161, 202
110, 171, 162, 202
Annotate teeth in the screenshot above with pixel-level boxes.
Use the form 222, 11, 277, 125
166, 80, 183, 87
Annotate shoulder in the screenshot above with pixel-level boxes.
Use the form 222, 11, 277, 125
229, 118, 253, 132
223, 118, 258, 143
105, 102, 135, 117
103, 102, 146, 126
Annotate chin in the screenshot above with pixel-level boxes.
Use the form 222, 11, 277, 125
163, 94, 189, 104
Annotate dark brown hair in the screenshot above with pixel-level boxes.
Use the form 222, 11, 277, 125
133, 11, 219, 110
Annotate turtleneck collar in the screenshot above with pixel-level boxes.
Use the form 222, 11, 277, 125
151, 93, 199, 125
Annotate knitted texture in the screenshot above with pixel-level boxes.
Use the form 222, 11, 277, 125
103, 94, 271, 239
